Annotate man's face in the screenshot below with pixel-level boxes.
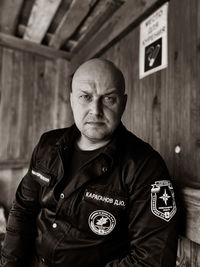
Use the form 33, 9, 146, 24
70, 60, 127, 144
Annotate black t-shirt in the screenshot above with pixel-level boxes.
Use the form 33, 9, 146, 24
55, 143, 103, 200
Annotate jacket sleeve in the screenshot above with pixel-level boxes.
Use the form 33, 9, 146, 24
105, 152, 179, 267
0, 142, 42, 267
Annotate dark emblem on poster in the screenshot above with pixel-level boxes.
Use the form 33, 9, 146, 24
145, 38, 162, 71
151, 180, 177, 222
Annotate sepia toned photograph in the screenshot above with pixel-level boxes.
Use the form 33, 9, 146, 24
0, 0, 199, 266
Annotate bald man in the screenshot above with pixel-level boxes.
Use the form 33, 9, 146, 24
0, 58, 179, 267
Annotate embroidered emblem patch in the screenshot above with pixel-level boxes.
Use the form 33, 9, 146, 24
151, 180, 177, 222
88, 210, 116, 235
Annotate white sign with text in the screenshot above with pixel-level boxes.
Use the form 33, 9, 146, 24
139, 2, 168, 79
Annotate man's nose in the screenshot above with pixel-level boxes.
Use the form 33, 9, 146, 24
89, 99, 103, 116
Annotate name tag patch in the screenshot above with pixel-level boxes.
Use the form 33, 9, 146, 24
151, 180, 177, 222
31, 169, 50, 185
84, 189, 126, 208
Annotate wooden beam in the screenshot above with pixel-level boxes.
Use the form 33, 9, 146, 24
0, 32, 71, 60
70, 0, 125, 53
0, 0, 24, 34
49, 0, 98, 49
71, 0, 168, 70
23, 0, 62, 43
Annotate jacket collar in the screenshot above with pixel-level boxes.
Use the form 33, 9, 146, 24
55, 122, 127, 165
55, 124, 80, 149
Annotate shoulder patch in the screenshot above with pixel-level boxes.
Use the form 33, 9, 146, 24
151, 180, 177, 222
31, 169, 50, 186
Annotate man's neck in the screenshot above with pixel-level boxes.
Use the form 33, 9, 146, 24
77, 136, 111, 151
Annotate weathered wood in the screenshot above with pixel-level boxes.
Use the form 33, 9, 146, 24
20, 52, 35, 157
0, 0, 24, 34
182, 188, 200, 245
0, 32, 71, 60
177, 236, 200, 266
70, 0, 125, 52
49, 0, 98, 49
46, 0, 74, 34
8, 51, 23, 159
17, 0, 35, 27
71, 0, 167, 70
0, 45, 73, 165
32, 58, 55, 145
53, 59, 74, 129
0, 48, 14, 161
0, 168, 27, 208
23, 0, 62, 43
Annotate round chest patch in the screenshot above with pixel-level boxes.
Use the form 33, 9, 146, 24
88, 210, 116, 236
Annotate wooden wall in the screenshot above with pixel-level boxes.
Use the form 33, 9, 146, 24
0, 47, 73, 208
101, 0, 200, 264
102, 0, 200, 189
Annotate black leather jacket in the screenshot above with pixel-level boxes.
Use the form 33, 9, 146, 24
1, 123, 179, 267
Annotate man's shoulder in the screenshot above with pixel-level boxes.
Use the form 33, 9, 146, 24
38, 125, 75, 147
116, 125, 167, 175
118, 125, 158, 160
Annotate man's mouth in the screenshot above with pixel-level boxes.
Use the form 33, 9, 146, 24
86, 121, 105, 125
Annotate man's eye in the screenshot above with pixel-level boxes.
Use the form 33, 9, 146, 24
80, 95, 91, 101
103, 96, 116, 105
79, 94, 92, 103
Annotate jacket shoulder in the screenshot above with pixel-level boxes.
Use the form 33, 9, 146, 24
118, 126, 167, 170
120, 127, 156, 158
39, 127, 69, 146
35, 125, 76, 153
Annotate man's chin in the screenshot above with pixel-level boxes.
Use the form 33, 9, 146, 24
84, 129, 109, 142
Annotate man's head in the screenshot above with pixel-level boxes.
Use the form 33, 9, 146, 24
70, 58, 127, 149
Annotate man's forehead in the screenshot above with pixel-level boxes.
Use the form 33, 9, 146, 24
72, 58, 125, 93
72, 78, 121, 94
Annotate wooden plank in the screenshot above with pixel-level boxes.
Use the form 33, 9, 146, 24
177, 236, 200, 266
47, 0, 74, 34
49, 0, 98, 49
0, 32, 71, 60
0, 0, 24, 34
20, 52, 36, 159
70, 0, 125, 52
18, 0, 35, 26
182, 187, 200, 245
53, 59, 74, 128
32, 57, 59, 144
71, 0, 167, 70
32, 57, 46, 145
189, 0, 200, 188
23, 0, 62, 43
0, 48, 14, 161
8, 50, 23, 159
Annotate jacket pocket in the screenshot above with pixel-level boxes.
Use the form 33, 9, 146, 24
69, 186, 128, 238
